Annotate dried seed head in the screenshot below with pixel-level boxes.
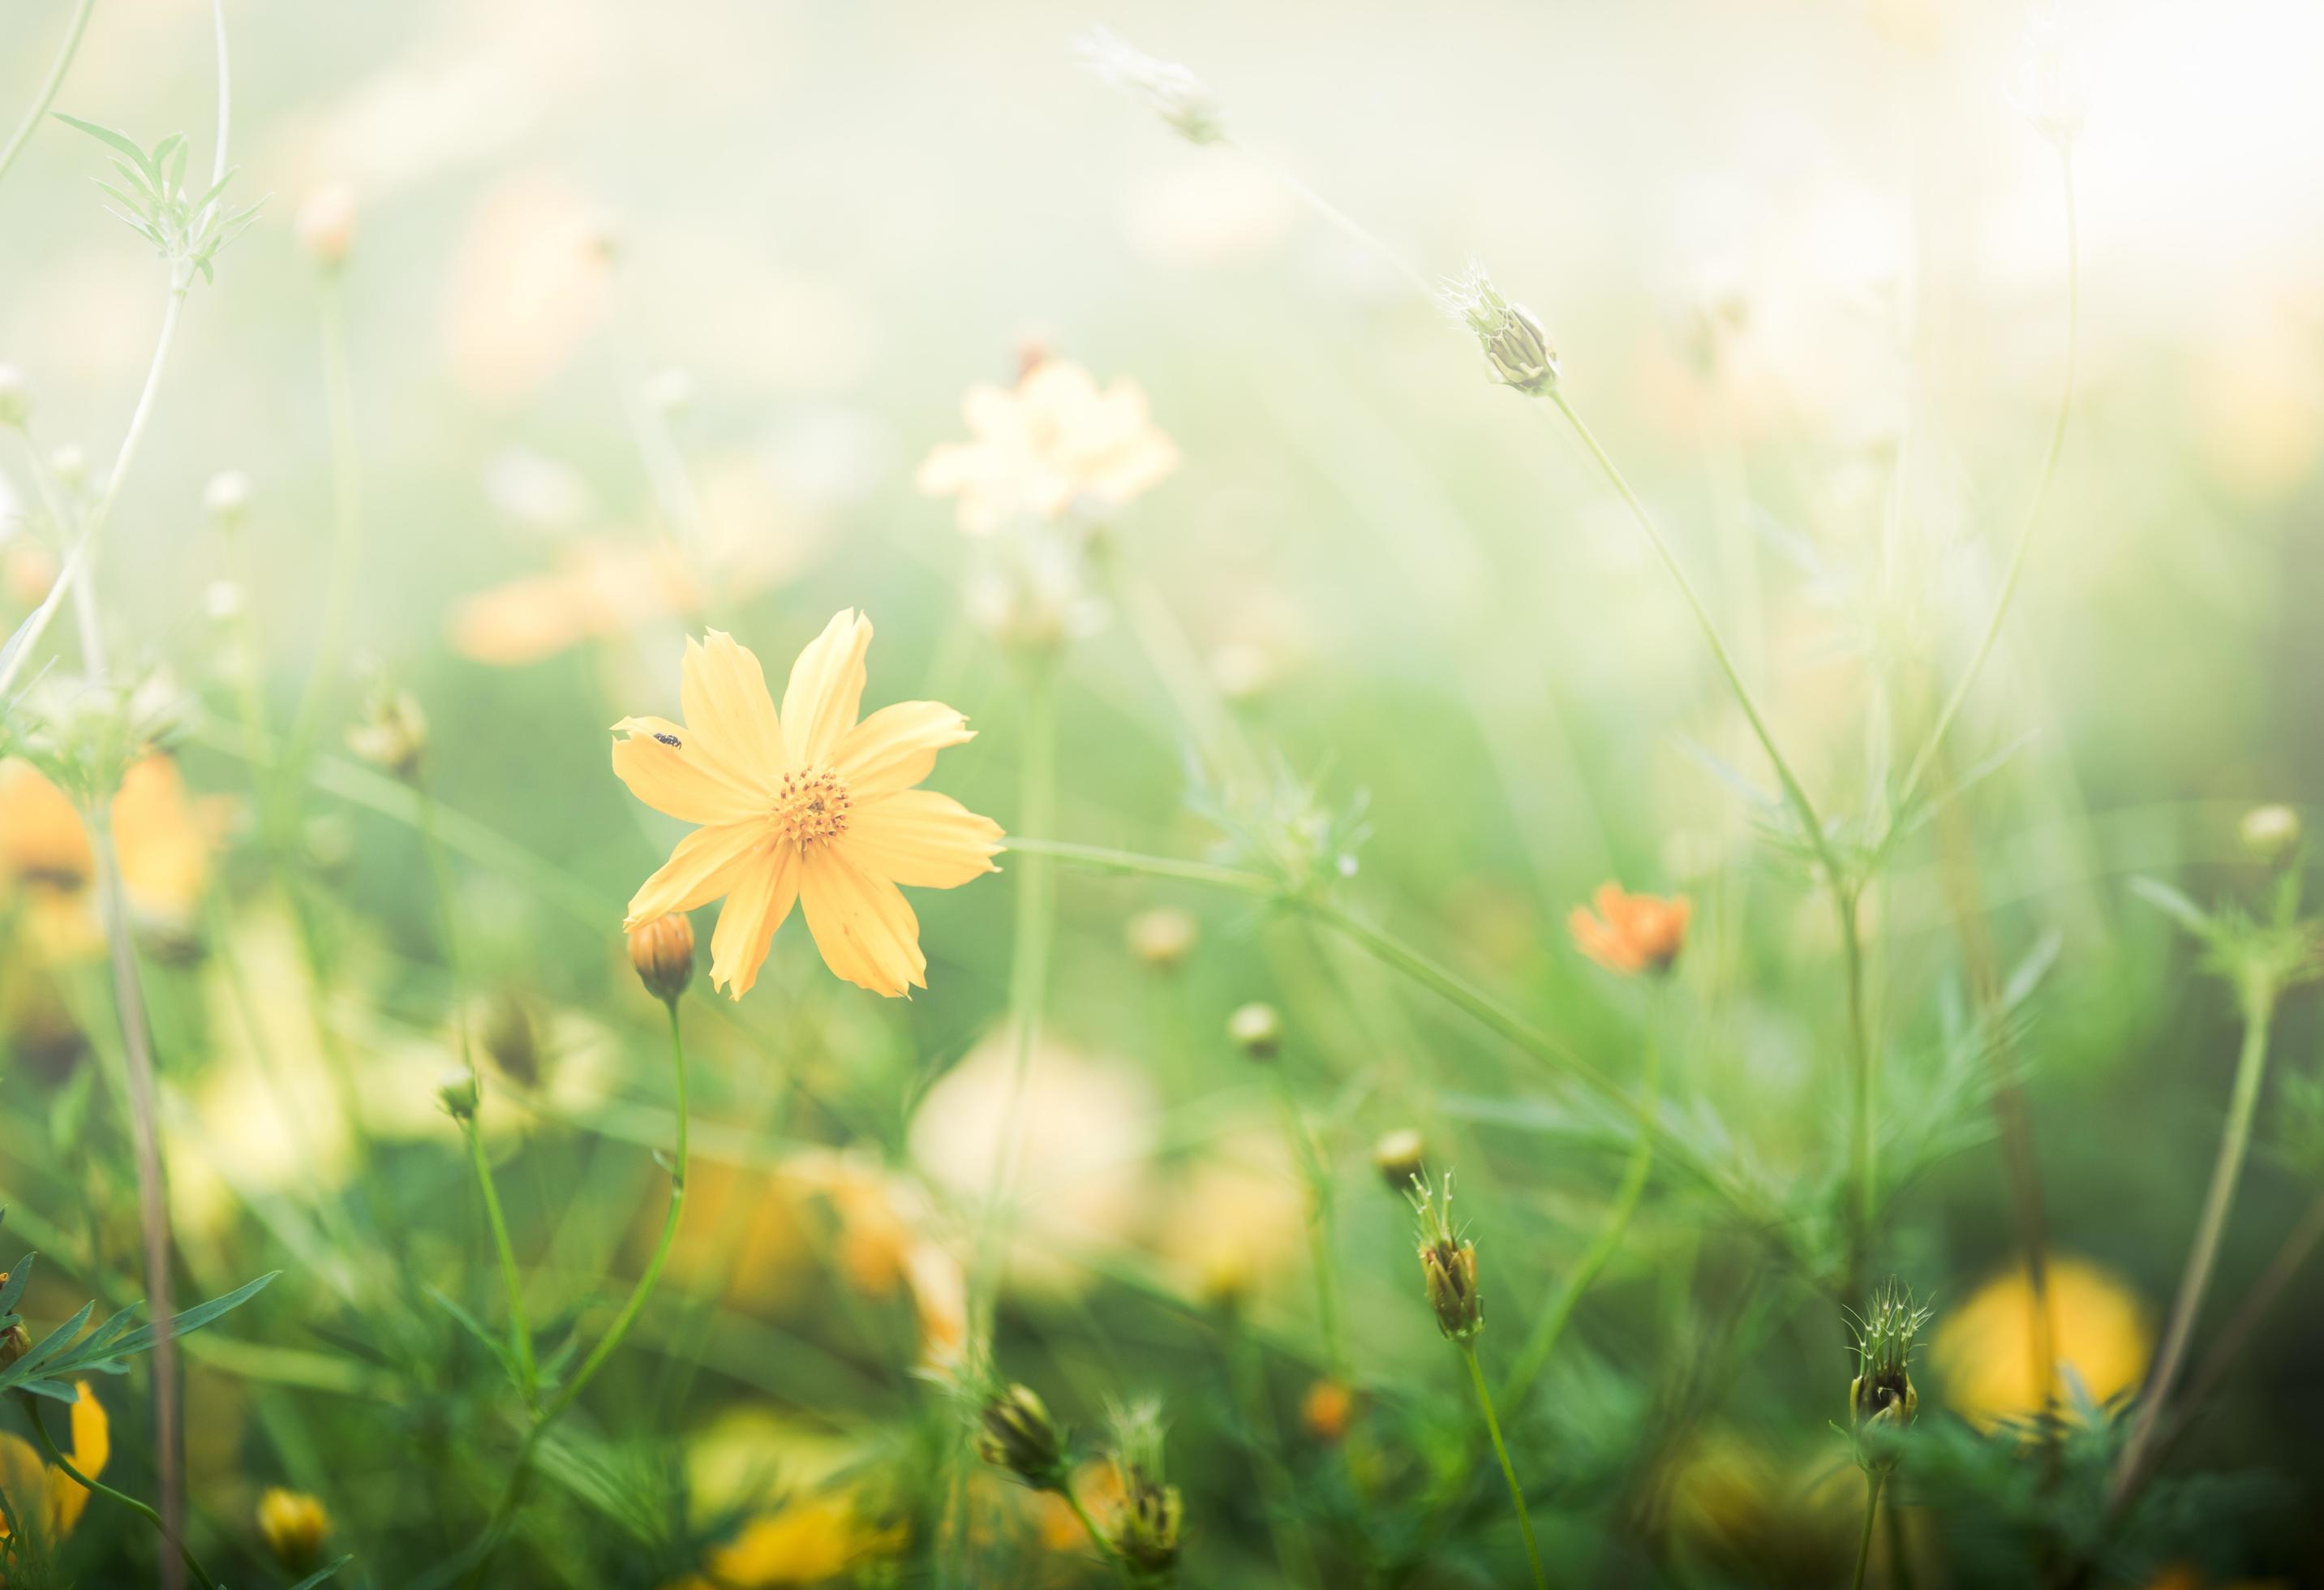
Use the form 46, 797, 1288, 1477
2010, 11, 2086, 148
627, 913, 697, 1004
296, 181, 356, 269
1410, 1172, 1484, 1343
1371, 1128, 1426, 1193
1076, 28, 1226, 146
256, 1488, 331, 1574
2240, 804, 2303, 867
1126, 905, 1199, 970
0, 365, 32, 428
977, 1382, 1069, 1492
1848, 1279, 1932, 1471
1106, 1398, 1184, 1577
1226, 1001, 1283, 1060
1441, 258, 1559, 395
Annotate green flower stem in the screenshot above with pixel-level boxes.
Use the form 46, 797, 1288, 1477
417, 772, 539, 1402
1227, 1313, 1322, 1590
27, 1394, 218, 1590
286, 266, 364, 771
1540, 391, 1839, 891
2108, 975, 2280, 1510
84, 806, 187, 1576
459, 1000, 693, 1585
1058, 1476, 1125, 1573
1890, 146, 2079, 825
0, 281, 185, 698
1500, 1008, 1661, 1410
1851, 1470, 1887, 1590
1267, 1065, 1349, 1380
0, 0, 97, 192
1840, 883, 1877, 1291
1461, 1343, 1549, 1590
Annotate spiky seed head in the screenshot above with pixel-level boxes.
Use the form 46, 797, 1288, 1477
1075, 28, 1225, 146
1226, 1001, 1283, 1060
627, 914, 697, 1005
1410, 1172, 1484, 1342
1441, 259, 1559, 395
1372, 1128, 1425, 1193
1848, 1279, 1931, 1471
1104, 1398, 1183, 1579
977, 1382, 1068, 1492
256, 1488, 331, 1574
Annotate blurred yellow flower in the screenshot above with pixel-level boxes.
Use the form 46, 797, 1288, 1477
917, 357, 1177, 534
612, 615, 1003, 999
697, 1493, 904, 1588
452, 539, 702, 667
1152, 1125, 1307, 1309
1933, 1255, 2153, 1430
0, 754, 230, 937
907, 1034, 1157, 1299
0, 1382, 110, 1544
785, 1148, 968, 1371
256, 1486, 331, 1573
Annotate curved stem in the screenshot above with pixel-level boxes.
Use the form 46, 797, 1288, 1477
1840, 884, 1877, 1295
0, 283, 184, 698
0, 0, 97, 194
1851, 1470, 1887, 1590
2108, 978, 2279, 1509
1059, 1476, 1124, 1572
27, 1394, 218, 1590
1542, 393, 1840, 892
1891, 145, 2079, 825
1268, 1066, 1347, 1380
460, 1119, 536, 1400
1500, 1011, 1661, 1409
1462, 1343, 1549, 1590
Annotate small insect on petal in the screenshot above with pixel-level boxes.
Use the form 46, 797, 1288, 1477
655, 733, 682, 746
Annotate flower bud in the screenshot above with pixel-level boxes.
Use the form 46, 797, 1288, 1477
204, 470, 252, 526
256, 1487, 331, 1574
1226, 1001, 1282, 1060
1126, 906, 1197, 970
0, 1272, 29, 1371
1848, 1280, 1931, 1473
1372, 1128, 1425, 1193
483, 991, 540, 1087
977, 1383, 1068, 1492
1411, 1173, 1483, 1343
1116, 1468, 1185, 1578
296, 182, 356, 269
1299, 1377, 1354, 1443
627, 913, 696, 1004
0, 365, 32, 428
2240, 804, 2302, 866
49, 445, 86, 488
1441, 259, 1558, 395
1076, 28, 1226, 146
346, 685, 428, 781
437, 1068, 479, 1121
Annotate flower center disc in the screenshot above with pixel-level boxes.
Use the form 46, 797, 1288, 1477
771, 766, 853, 849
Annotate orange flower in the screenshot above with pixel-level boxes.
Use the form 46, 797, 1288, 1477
612, 614, 1003, 999
1568, 883, 1691, 976
1300, 1378, 1354, 1442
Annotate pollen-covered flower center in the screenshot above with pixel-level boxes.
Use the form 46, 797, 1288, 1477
769, 765, 853, 849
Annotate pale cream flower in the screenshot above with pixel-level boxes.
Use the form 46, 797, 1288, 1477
917, 359, 1178, 535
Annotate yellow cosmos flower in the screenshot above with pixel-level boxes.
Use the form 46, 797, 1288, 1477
916, 357, 1178, 534
1933, 1254, 2152, 1431
0, 1382, 110, 1544
612, 612, 1003, 999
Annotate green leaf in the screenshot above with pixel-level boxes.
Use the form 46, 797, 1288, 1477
2130, 876, 2213, 938
0, 1254, 32, 1319
424, 1286, 521, 1386
53, 113, 152, 174
288, 1554, 356, 1589
91, 1270, 279, 1367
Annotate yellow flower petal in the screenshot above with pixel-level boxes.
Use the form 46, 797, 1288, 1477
834, 701, 974, 796
800, 846, 926, 998
54, 1382, 107, 1536
779, 610, 873, 769
709, 849, 801, 1000
844, 790, 1003, 888
625, 822, 769, 926
610, 717, 763, 825
681, 632, 788, 784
